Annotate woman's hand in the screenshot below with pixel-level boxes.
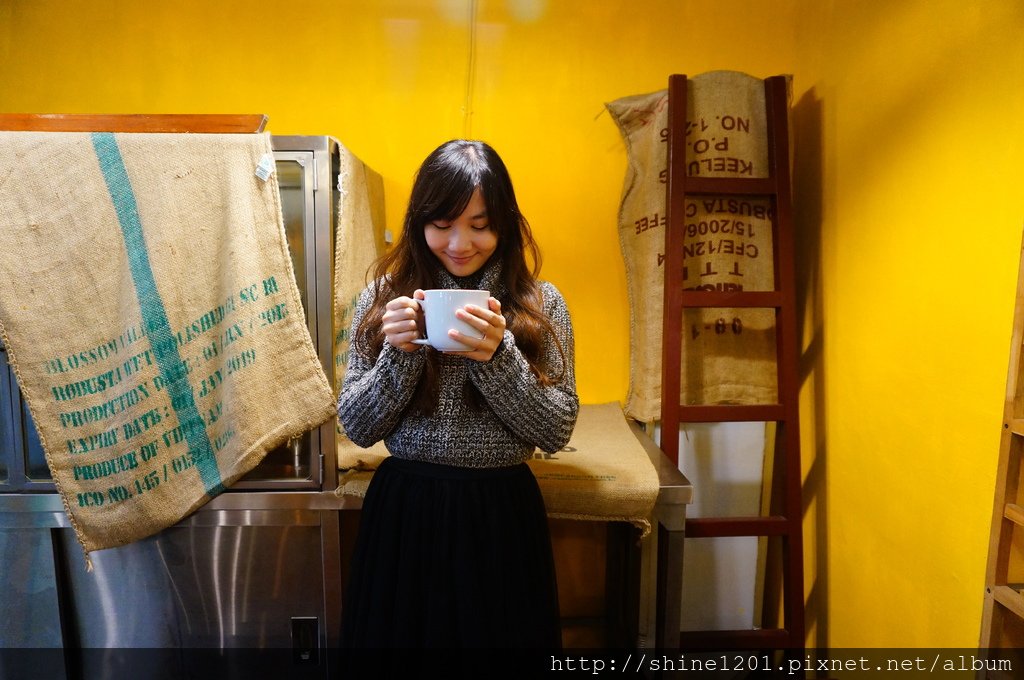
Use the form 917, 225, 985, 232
450, 297, 506, 362
381, 291, 425, 352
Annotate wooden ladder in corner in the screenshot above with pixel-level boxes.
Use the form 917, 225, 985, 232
980, 234, 1024, 674
661, 74, 805, 651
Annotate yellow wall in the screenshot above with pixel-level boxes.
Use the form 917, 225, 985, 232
2, 0, 1022, 648
0, 0, 800, 406
795, 0, 1024, 648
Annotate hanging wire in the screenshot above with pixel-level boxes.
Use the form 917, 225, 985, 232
462, 0, 478, 138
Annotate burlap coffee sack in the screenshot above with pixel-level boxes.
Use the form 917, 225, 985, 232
530, 402, 658, 534
0, 132, 336, 559
336, 403, 659, 534
337, 436, 390, 471
332, 140, 388, 468
607, 71, 785, 422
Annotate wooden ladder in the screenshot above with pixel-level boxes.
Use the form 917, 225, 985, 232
661, 74, 805, 650
980, 234, 1024, 677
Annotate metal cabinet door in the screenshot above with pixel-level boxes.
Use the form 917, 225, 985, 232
232, 150, 322, 489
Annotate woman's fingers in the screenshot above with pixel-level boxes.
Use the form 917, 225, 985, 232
383, 296, 424, 351
455, 301, 505, 332
448, 300, 505, 361
384, 295, 505, 357
383, 305, 418, 328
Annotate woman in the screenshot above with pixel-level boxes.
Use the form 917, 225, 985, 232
338, 139, 579, 649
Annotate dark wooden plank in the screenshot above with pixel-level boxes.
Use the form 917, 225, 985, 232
680, 627, 791, 650
679, 290, 783, 308
0, 113, 268, 133
685, 176, 777, 196
765, 74, 806, 648
677, 404, 785, 423
686, 516, 789, 537
660, 74, 689, 466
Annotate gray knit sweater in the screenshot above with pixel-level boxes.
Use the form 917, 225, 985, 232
337, 261, 579, 468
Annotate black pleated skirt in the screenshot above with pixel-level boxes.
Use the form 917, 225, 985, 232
340, 455, 561, 650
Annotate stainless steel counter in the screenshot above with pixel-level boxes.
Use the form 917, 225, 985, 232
0, 421, 690, 670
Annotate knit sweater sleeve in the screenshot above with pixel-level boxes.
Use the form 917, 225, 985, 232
337, 285, 426, 447
468, 282, 579, 453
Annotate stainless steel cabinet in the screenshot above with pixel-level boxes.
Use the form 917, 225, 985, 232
0, 136, 339, 494
0, 136, 360, 677
0, 324, 50, 491
232, 137, 339, 491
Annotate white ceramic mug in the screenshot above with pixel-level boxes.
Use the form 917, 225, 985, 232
412, 289, 490, 352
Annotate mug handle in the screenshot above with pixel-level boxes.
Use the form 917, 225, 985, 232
410, 296, 428, 345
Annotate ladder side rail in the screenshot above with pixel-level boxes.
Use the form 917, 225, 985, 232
765, 74, 806, 649
981, 237, 1024, 647
989, 240, 1024, 587
661, 74, 690, 466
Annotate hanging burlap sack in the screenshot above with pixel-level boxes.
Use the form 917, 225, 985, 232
0, 131, 336, 558
332, 139, 386, 393
332, 140, 391, 471
607, 71, 783, 422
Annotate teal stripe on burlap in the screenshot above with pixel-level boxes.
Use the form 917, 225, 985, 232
91, 132, 225, 496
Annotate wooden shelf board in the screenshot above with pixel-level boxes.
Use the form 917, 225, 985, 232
687, 516, 790, 538
0, 113, 268, 133
676, 404, 786, 423
992, 585, 1024, 620
680, 627, 792, 649
1004, 503, 1024, 527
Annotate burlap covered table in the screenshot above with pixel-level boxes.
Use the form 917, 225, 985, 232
336, 402, 660, 534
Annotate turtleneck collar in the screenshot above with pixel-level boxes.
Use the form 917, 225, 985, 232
433, 257, 505, 298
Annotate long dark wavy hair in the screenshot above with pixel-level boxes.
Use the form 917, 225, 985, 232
353, 139, 564, 413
